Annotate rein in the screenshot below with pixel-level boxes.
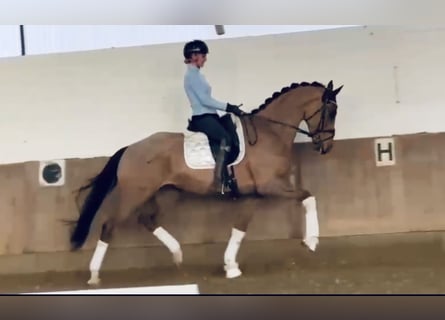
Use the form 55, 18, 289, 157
242, 100, 337, 146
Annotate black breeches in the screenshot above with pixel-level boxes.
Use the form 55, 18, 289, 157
189, 113, 233, 155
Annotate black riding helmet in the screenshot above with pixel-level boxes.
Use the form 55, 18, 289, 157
183, 40, 209, 59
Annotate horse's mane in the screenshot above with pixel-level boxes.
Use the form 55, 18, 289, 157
249, 81, 326, 115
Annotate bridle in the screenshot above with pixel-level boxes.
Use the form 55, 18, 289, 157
242, 99, 337, 146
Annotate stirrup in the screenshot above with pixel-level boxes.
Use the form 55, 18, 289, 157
217, 175, 231, 195
220, 183, 232, 195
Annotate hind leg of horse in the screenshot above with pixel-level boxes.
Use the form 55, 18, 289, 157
87, 221, 115, 286
223, 199, 255, 279
86, 183, 162, 286
137, 197, 183, 266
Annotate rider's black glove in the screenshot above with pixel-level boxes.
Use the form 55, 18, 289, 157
226, 103, 246, 116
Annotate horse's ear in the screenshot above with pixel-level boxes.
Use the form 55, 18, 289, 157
327, 80, 334, 90
333, 85, 343, 95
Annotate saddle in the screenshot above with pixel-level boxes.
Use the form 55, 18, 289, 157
184, 114, 246, 198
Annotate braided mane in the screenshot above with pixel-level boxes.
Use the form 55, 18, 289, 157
250, 81, 325, 115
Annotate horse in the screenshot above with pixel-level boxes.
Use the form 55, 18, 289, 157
69, 80, 343, 285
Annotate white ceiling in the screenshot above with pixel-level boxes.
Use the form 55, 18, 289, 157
0, 0, 443, 25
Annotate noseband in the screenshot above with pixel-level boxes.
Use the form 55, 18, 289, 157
302, 100, 336, 143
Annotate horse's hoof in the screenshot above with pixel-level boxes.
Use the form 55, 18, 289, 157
225, 267, 242, 279
87, 271, 101, 286
87, 277, 101, 286
303, 236, 319, 252
173, 249, 183, 266
224, 263, 242, 279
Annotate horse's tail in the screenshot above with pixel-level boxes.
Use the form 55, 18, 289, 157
70, 146, 128, 250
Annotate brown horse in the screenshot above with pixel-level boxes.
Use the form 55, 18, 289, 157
70, 80, 343, 285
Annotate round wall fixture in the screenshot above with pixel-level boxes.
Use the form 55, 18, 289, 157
39, 159, 65, 187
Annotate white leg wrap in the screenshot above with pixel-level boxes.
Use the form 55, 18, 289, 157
153, 227, 182, 265
303, 196, 319, 238
153, 227, 181, 253
89, 240, 108, 272
224, 228, 245, 278
88, 240, 108, 285
302, 196, 319, 251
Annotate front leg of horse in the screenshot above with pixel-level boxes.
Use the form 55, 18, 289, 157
258, 181, 320, 252
301, 195, 319, 252
224, 228, 245, 279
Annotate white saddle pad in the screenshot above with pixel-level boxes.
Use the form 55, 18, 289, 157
183, 114, 246, 170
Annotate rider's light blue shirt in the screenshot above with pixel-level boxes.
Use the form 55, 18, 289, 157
184, 64, 227, 116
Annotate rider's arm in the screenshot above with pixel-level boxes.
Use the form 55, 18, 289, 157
185, 72, 227, 111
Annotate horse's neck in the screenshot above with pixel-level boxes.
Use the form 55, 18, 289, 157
255, 88, 319, 144
259, 87, 318, 122
259, 103, 303, 126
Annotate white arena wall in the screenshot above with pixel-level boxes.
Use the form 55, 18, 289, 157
0, 25, 443, 164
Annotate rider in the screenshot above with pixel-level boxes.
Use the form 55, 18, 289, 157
183, 39, 245, 191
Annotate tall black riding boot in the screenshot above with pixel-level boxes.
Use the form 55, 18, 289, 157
213, 140, 231, 192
